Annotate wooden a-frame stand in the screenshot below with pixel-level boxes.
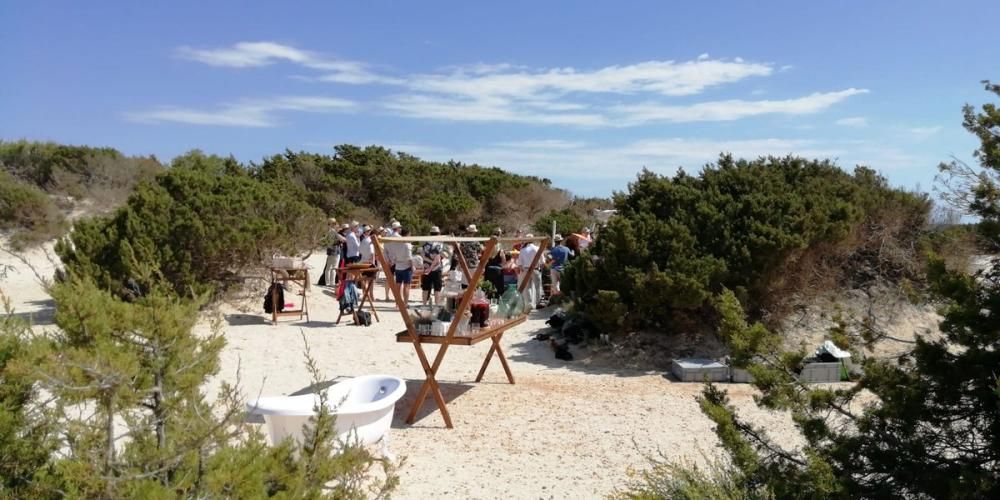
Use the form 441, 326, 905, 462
373, 234, 548, 428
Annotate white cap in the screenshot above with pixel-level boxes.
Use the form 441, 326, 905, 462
429, 226, 441, 234
391, 221, 402, 229
466, 224, 478, 232
553, 234, 563, 242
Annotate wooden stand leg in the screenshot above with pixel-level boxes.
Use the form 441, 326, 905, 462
475, 333, 515, 384
406, 371, 453, 428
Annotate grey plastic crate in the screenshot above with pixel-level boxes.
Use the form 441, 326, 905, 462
799, 362, 843, 383
671, 358, 730, 382
731, 367, 754, 383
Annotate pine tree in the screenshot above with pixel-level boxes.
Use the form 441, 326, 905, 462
0, 272, 397, 498
689, 82, 1000, 498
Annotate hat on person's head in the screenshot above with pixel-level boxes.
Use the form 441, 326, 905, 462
328, 217, 338, 225
390, 218, 399, 224
554, 234, 563, 242
391, 221, 402, 229
350, 220, 359, 228
493, 228, 503, 236
525, 233, 534, 238
429, 226, 441, 234
466, 224, 478, 233
340, 223, 350, 230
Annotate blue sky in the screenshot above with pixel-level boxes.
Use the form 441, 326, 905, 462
2, 1, 997, 197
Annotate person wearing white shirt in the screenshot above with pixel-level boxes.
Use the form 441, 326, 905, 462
387, 228, 413, 303
359, 226, 375, 264
516, 236, 542, 309
345, 228, 361, 264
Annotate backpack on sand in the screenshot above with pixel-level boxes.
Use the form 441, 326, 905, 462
356, 310, 372, 326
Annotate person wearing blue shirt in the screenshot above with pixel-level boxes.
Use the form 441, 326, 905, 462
548, 234, 572, 295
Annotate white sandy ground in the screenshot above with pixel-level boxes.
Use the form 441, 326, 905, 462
16, 246, 951, 499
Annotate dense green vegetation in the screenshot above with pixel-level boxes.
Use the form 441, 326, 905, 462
251, 145, 571, 234
620, 82, 1000, 499
56, 152, 327, 299
563, 156, 931, 333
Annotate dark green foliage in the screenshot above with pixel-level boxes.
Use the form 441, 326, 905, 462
564, 157, 930, 332
251, 145, 560, 232
533, 208, 586, 236
0, 292, 59, 497
56, 151, 326, 299
0, 170, 66, 248
642, 82, 1000, 499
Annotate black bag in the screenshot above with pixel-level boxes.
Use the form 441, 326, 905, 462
356, 310, 372, 326
263, 283, 285, 313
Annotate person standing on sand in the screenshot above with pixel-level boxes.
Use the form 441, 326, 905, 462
387, 228, 414, 303
359, 225, 375, 265
548, 234, 571, 294
321, 218, 345, 287
458, 224, 483, 287
421, 226, 444, 305
345, 221, 361, 264
517, 234, 541, 308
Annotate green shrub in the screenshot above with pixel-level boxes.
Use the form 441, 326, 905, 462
533, 208, 586, 237
563, 156, 931, 332
56, 152, 325, 299
0, 170, 66, 248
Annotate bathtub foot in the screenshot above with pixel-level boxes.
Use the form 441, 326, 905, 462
378, 434, 396, 462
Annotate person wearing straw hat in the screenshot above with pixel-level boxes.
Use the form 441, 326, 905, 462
420, 225, 445, 305
548, 234, 571, 295
458, 224, 483, 286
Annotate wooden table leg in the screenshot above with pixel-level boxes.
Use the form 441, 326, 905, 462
475, 333, 515, 384
363, 277, 379, 322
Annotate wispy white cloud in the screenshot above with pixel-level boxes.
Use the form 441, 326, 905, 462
176, 41, 401, 85
406, 58, 773, 98
384, 88, 868, 127
125, 96, 356, 127
835, 116, 869, 127
160, 42, 866, 129
611, 89, 869, 126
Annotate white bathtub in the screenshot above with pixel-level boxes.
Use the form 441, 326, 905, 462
246, 374, 406, 450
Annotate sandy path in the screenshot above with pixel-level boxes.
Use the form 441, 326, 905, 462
200, 255, 798, 499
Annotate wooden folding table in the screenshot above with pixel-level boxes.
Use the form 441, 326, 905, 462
373, 234, 548, 428
334, 264, 381, 325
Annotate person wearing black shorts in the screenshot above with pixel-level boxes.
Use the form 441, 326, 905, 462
421, 226, 445, 305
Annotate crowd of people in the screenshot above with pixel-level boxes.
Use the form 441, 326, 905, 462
317, 217, 595, 310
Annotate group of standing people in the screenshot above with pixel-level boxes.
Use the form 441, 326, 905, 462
318, 216, 595, 310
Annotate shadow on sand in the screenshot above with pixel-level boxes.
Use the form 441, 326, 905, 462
11, 298, 56, 326
505, 306, 665, 379
390, 378, 474, 429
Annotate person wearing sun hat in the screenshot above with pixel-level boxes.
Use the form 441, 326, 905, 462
320, 218, 345, 287
458, 224, 484, 286
345, 221, 361, 264
420, 225, 445, 305
548, 234, 571, 294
